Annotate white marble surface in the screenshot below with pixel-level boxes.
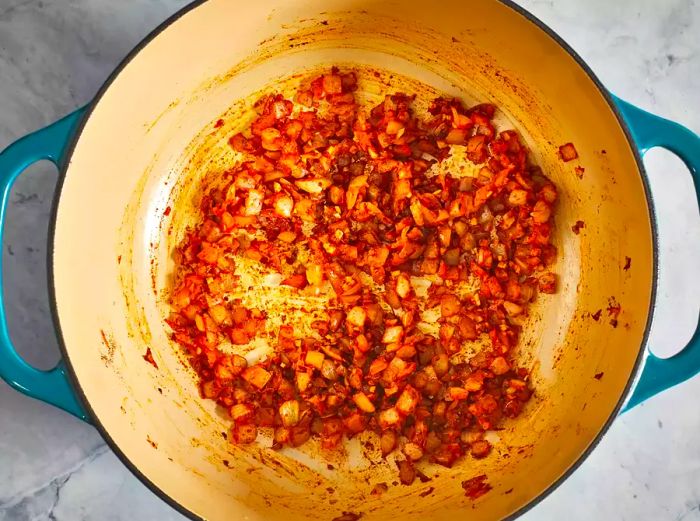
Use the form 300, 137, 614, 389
0, 1, 698, 520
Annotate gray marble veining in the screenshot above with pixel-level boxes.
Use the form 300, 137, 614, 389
0, 1, 698, 520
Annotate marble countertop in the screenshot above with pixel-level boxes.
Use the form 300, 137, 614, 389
0, 1, 698, 520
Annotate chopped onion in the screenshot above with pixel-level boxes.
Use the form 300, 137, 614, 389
346, 306, 367, 327
380, 430, 397, 455
279, 400, 300, 427
403, 442, 424, 462
353, 392, 376, 413
479, 205, 493, 224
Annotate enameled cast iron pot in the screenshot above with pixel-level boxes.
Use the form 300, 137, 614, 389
1, 1, 699, 520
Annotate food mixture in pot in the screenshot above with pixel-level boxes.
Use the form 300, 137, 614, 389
166, 68, 558, 484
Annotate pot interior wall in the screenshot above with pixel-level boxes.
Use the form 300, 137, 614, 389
52, 0, 653, 519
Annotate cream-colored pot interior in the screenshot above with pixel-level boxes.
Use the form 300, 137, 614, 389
52, 1, 654, 520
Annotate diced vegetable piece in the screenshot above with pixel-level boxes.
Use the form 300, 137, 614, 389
296, 371, 311, 392
279, 400, 300, 427
281, 274, 308, 289
559, 142, 578, 162
209, 304, 229, 324
255, 407, 276, 427
444, 248, 460, 266
432, 443, 462, 468
346, 175, 367, 210
305, 350, 325, 370
369, 357, 389, 376
445, 128, 468, 145
231, 355, 248, 373
232, 424, 257, 444
458, 316, 478, 340
379, 407, 401, 429
322, 74, 343, 94
396, 385, 420, 415
274, 195, 294, 217
464, 376, 484, 392
508, 189, 528, 206
261, 128, 282, 150
395, 274, 412, 299
296, 178, 332, 194
539, 272, 557, 293
382, 325, 404, 344
398, 460, 416, 485
242, 366, 272, 389
381, 430, 397, 455
489, 356, 510, 375
201, 380, 217, 399
396, 344, 416, 359
470, 439, 492, 459
440, 294, 461, 317
447, 387, 469, 401
503, 301, 523, 316
346, 306, 367, 327
290, 426, 311, 447
230, 403, 254, 423
321, 359, 338, 380
306, 264, 324, 286
531, 200, 551, 223
230, 328, 251, 345
344, 412, 365, 434
244, 189, 264, 215
432, 353, 449, 377
403, 442, 424, 461
277, 230, 297, 242
353, 392, 376, 413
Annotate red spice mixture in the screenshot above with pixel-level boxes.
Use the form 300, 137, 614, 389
166, 68, 558, 483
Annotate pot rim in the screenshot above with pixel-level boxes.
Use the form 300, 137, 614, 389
46, 1, 658, 519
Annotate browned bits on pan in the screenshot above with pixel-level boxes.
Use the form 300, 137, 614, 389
594, 372, 604, 380
166, 68, 560, 479
416, 468, 431, 483
397, 459, 416, 485
332, 513, 362, 521
574, 166, 585, 179
623, 256, 631, 271
461, 474, 492, 500
591, 309, 603, 321
370, 482, 388, 496
559, 142, 578, 162
143, 348, 158, 369
419, 486, 435, 497
607, 297, 621, 329
571, 220, 585, 234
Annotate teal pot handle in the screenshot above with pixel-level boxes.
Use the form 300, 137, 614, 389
0, 107, 89, 421
614, 96, 700, 411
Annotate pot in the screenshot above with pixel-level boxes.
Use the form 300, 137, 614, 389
0, 1, 698, 520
